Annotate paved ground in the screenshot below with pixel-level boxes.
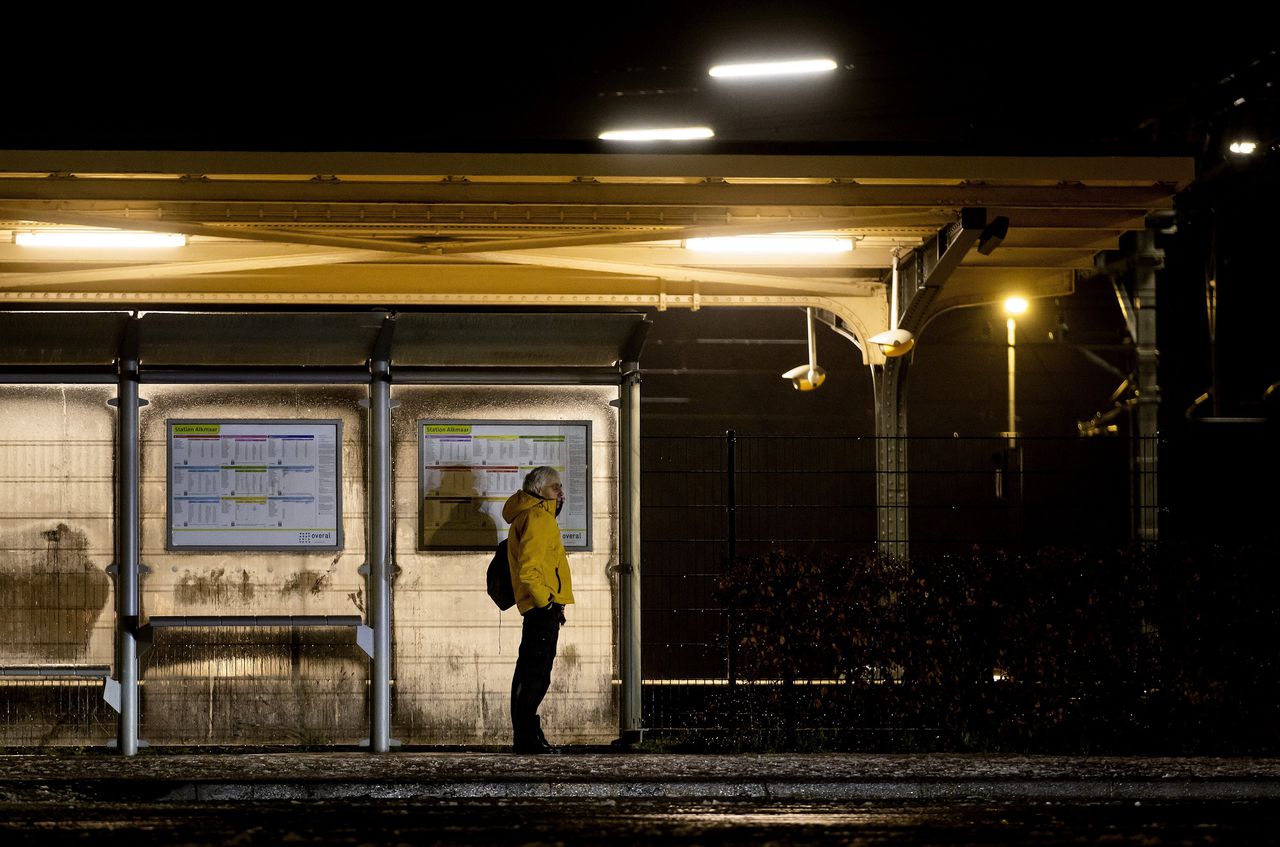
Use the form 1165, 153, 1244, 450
2, 753, 1277, 845
2, 751, 1278, 802
0, 796, 1276, 845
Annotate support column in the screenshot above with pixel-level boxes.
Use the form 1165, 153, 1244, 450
114, 353, 141, 755
725, 430, 737, 688
873, 356, 910, 561
618, 362, 643, 743
367, 357, 393, 751
1131, 229, 1162, 543
867, 210, 987, 563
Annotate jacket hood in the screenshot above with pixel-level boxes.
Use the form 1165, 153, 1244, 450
502, 489, 556, 523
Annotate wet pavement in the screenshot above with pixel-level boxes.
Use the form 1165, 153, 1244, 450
0, 797, 1274, 845
2, 753, 1277, 845
2, 751, 1278, 802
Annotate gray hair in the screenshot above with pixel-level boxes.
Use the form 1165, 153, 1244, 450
522, 466, 561, 497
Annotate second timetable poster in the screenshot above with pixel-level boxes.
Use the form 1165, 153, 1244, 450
419, 420, 591, 550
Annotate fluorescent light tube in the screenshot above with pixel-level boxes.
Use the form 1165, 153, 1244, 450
599, 127, 715, 141
684, 236, 853, 254
708, 58, 838, 79
15, 230, 188, 248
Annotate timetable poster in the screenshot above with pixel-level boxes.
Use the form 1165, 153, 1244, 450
167, 420, 343, 550
419, 420, 591, 551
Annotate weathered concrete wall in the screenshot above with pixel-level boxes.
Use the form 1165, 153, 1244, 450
1, 382, 620, 747
0, 385, 115, 745
391, 386, 619, 745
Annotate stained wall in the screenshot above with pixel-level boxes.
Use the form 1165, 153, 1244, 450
0, 381, 619, 746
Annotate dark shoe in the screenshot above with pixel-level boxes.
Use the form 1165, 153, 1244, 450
532, 716, 562, 754
512, 736, 556, 754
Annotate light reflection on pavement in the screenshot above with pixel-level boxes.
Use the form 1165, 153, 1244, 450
0, 799, 1272, 845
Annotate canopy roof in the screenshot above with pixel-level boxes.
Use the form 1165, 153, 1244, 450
0, 150, 1192, 362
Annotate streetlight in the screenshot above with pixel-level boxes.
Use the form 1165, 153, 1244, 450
1003, 296, 1028, 447
996, 297, 1029, 510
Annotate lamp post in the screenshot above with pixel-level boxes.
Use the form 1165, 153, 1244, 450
1003, 297, 1028, 447
998, 297, 1028, 536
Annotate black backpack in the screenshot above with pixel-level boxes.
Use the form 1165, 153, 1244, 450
486, 538, 515, 610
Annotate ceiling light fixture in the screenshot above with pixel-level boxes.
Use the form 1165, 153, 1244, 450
598, 127, 715, 141
867, 249, 916, 358
1004, 296, 1029, 315
709, 58, 838, 79
684, 236, 853, 254
14, 230, 188, 249
782, 307, 827, 391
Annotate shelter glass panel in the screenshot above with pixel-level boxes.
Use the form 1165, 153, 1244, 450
136, 385, 368, 746
0, 384, 115, 745
391, 385, 619, 745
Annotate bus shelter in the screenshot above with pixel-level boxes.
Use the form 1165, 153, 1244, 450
0, 309, 648, 754
0, 150, 1192, 752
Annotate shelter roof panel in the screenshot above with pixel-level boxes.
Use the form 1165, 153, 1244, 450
0, 311, 128, 365
136, 311, 386, 366
392, 312, 648, 368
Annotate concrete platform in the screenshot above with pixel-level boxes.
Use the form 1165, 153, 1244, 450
2, 752, 1278, 802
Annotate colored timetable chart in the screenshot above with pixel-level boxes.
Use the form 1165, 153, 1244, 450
167, 420, 342, 550
419, 420, 591, 550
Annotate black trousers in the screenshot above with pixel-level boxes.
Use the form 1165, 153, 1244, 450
510, 603, 562, 741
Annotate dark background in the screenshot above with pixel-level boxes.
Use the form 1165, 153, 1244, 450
5, 8, 1277, 540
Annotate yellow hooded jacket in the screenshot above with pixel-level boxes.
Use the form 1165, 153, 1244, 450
503, 489, 575, 614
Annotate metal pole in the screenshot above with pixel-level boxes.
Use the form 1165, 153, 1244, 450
1132, 229, 1162, 543
873, 358, 909, 561
725, 429, 737, 688
115, 355, 141, 756
805, 308, 818, 374
1006, 317, 1017, 448
726, 430, 737, 567
1004, 316, 1024, 542
368, 358, 393, 752
618, 362, 643, 742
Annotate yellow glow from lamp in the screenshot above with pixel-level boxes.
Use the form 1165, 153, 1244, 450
15, 230, 187, 249
1003, 296, 1029, 316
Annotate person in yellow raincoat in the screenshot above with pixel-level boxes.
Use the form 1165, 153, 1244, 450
503, 465, 574, 753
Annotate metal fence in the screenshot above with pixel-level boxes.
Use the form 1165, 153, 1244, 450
641, 433, 1133, 678
639, 430, 1279, 750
